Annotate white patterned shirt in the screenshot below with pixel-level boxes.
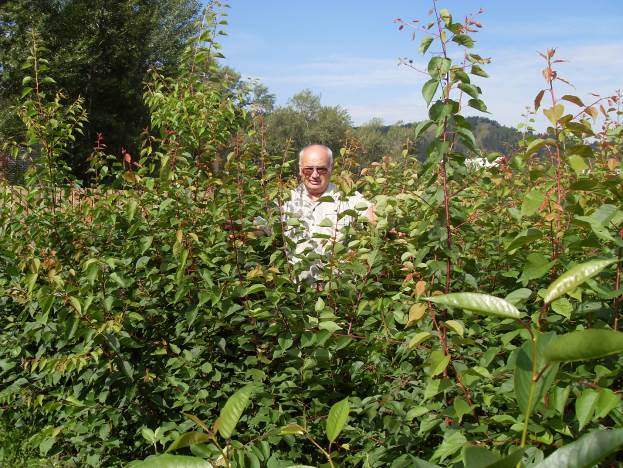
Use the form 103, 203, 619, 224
282, 183, 371, 281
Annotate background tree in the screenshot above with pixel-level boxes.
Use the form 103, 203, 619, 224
0, 0, 200, 178
265, 89, 352, 157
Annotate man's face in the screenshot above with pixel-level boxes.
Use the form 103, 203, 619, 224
300, 146, 331, 197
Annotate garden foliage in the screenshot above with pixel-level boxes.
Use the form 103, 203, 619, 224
1, 3, 622, 467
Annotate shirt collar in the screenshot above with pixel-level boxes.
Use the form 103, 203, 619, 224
296, 182, 337, 203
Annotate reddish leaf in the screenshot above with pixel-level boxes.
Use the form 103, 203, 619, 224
561, 95, 585, 107
534, 90, 545, 111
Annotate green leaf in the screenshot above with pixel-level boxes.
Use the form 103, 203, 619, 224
244, 284, 266, 296
532, 428, 623, 468
458, 82, 480, 99
439, 8, 452, 26
575, 388, 599, 431
453, 398, 471, 423
127, 199, 138, 222
39, 437, 55, 456
470, 64, 488, 77
543, 103, 564, 124
551, 298, 573, 319
318, 320, 342, 333
216, 384, 257, 439
110, 272, 133, 288
506, 229, 543, 252
543, 259, 617, 304
127, 454, 212, 468
419, 36, 434, 54
504, 288, 532, 306
279, 423, 306, 435
445, 319, 464, 337
166, 432, 212, 453
141, 427, 157, 444
468, 98, 488, 113
521, 189, 545, 217
595, 389, 621, 419
69, 296, 82, 315
408, 331, 433, 348
526, 138, 546, 156
514, 332, 559, 417
432, 430, 467, 463
543, 329, 623, 363
422, 79, 440, 106
428, 56, 452, 79
568, 154, 588, 175
485, 448, 526, 468
414, 119, 434, 140
326, 397, 349, 443
406, 458, 441, 468
520, 253, 555, 283
463, 446, 500, 468
428, 350, 451, 376
426, 293, 520, 319
455, 127, 476, 150
429, 100, 458, 121
452, 34, 474, 48
140, 236, 153, 254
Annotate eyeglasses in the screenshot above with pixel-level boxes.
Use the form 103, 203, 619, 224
301, 166, 329, 176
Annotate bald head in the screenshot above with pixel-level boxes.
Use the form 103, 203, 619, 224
299, 144, 333, 170
298, 144, 333, 199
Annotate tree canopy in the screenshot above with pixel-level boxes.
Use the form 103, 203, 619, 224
0, 0, 201, 176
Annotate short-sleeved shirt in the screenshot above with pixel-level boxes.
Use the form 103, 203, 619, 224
282, 183, 371, 281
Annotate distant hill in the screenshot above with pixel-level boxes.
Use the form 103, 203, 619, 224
351, 116, 525, 165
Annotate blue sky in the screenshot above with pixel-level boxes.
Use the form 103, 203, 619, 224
216, 1, 622, 128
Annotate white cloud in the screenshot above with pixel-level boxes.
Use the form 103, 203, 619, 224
251, 56, 427, 89
234, 41, 622, 129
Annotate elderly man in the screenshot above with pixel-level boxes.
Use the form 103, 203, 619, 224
282, 144, 375, 283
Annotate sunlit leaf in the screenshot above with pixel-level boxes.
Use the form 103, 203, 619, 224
532, 428, 623, 468
166, 432, 212, 453
521, 189, 545, 217
470, 64, 488, 77
452, 34, 474, 48
422, 79, 440, 106
127, 454, 212, 468
543, 103, 564, 124
426, 293, 520, 319
543, 329, 623, 363
419, 36, 434, 54
428, 350, 450, 376
575, 388, 599, 431
551, 298, 572, 319
428, 56, 452, 79
458, 82, 480, 99
279, 423, 306, 435
326, 398, 349, 443
216, 384, 257, 439
514, 332, 559, 417
408, 331, 433, 348
445, 320, 464, 337
543, 259, 617, 304
407, 303, 427, 325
